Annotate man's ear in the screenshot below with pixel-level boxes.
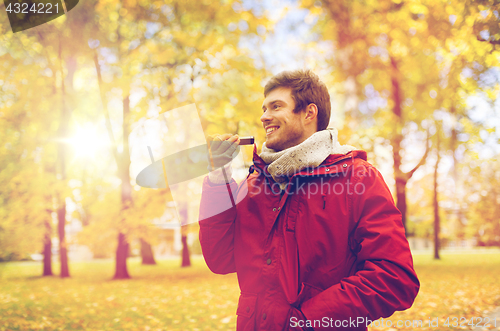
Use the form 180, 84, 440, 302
304, 103, 318, 125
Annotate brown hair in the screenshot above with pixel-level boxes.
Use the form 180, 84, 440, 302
264, 70, 331, 131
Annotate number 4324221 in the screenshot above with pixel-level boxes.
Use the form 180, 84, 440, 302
6, 2, 60, 14
443, 316, 497, 328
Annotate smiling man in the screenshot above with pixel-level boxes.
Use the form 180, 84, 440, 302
199, 70, 419, 330
261, 87, 318, 152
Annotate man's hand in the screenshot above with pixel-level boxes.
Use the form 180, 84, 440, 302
207, 134, 241, 171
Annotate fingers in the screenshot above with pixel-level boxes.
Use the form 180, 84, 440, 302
209, 133, 239, 141
225, 141, 240, 156
212, 140, 236, 155
208, 134, 240, 146
227, 134, 240, 144
212, 142, 240, 169
206, 133, 241, 170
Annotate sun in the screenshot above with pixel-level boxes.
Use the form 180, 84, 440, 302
68, 124, 108, 159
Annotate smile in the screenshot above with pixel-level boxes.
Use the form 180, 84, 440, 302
266, 126, 279, 136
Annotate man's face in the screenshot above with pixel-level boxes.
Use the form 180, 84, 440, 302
260, 87, 308, 152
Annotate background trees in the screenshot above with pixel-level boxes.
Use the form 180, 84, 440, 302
0, 0, 499, 273
0, 0, 271, 276
299, 0, 499, 256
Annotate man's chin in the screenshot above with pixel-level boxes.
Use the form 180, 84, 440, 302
265, 141, 282, 151
265, 141, 275, 150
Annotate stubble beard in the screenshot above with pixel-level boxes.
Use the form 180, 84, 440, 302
266, 126, 304, 152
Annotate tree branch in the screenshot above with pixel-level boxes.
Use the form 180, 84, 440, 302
93, 51, 120, 169
146, 63, 178, 70
477, 36, 500, 45
406, 129, 430, 180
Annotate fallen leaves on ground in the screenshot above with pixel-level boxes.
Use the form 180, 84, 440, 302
0, 252, 499, 330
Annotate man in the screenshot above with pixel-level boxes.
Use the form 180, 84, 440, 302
199, 70, 419, 330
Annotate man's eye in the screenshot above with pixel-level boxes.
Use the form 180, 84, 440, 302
274, 105, 280, 109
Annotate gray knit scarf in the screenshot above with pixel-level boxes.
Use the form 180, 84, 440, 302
259, 128, 357, 189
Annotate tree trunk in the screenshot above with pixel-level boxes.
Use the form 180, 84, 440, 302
433, 133, 441, 260
395, 177, 409, 233
57, 201, 70, 277
42, 219, 53, 276
93, 53, 127, 278
114, 232, 130, 279
179, 201, 191, 267
181, 230, 191, 267
450, 105, 465, 239
390, 56, 410, 233
140, 239, 156, 265
389, 56, 430, 235
57, 37, 70, 278
114, 95, 132, 279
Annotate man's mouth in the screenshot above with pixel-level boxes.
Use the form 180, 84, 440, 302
266, 126, 279, 136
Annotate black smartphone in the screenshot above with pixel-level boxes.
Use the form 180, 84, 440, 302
239, 136, 254, 145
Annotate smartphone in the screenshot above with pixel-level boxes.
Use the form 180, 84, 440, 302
239, 136, 254, 145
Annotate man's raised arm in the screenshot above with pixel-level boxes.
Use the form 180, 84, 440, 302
198, 134, 241, 275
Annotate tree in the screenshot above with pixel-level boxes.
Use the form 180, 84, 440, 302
303, 0, 499, 234
0, 25, 64, 268
89, 0, 269, 275
463, 154, 500, 246
433, 122, 442, 259
179, 199, 191, 268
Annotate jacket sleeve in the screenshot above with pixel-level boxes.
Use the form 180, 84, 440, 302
198, 175, 241, 275
300, 163, 420, 329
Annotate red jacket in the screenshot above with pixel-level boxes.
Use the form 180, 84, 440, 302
199, 146, 419, 330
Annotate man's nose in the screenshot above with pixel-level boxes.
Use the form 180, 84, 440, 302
260, 110, 272, 123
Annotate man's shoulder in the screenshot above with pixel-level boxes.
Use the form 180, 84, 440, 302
348, 154, 385, 181
353, 156, 376, 171
323, 150, 377, 173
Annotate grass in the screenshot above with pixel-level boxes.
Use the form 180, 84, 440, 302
374, 252, 500, 330
0, 252, 499, 330
0, 257, 239, 331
